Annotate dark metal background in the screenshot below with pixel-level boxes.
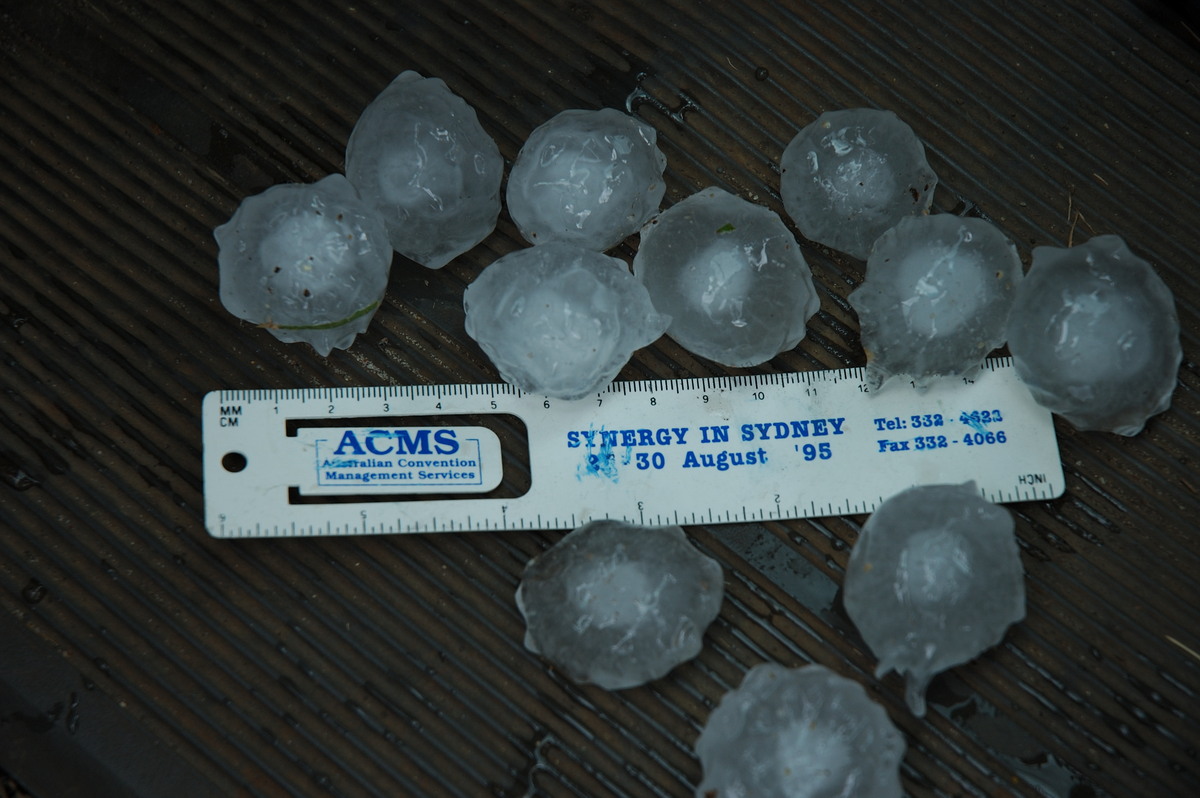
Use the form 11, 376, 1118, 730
1, 1, 1198, 796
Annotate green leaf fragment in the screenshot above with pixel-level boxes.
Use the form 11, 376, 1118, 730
716, 223, 736, 233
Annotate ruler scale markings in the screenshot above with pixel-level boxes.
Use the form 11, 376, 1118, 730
203, 359, 1064, 537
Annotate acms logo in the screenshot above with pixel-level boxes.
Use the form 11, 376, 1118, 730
333, 428, 460, 456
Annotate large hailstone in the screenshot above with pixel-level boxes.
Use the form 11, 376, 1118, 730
632, 187, 820, 367
345, 71, 503, 269
214, 174, 391, 356
463, 243, 669, 400
844, 482, 1024, 717
849, 215, 1023, 389
694, 663, 905, 798
1007, 235, 1181, 436
516, 521, 724, 690
507, 108, 666, 251
781, 108, 937, 260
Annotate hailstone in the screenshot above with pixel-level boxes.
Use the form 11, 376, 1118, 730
632, 187, 820, 367
516, 521, 724, 690
781, 108, 937, 260
214, 174, 391, 356
463, 243, 669, 400
844, 482, 1024, 717
1007, 235, 1181, 436
345, 71, 503, 269
507, 108, 666, 251
849, 215, 1023, 389
694, 663, 905, 798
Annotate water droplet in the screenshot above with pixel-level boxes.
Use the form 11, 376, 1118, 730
0, 451, 39, 490
66, 692, 81, 734
754, 66, 769, 81
21, 578, 46, 604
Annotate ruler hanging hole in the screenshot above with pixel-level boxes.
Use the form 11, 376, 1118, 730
221, 452, 248, 473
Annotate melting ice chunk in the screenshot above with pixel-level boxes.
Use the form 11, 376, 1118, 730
849, 215, 1023, 389
345, 71, 503, 269
632, 187, 820, 367
1007, 235, 1181, 435
780, 108, 937, 260
694, 663, 905, 798
844, 482, 1024, 717
463, 243, 669, 399
214, 174, 391, 356
516, 521, 723, 689
507, 108, 666, 251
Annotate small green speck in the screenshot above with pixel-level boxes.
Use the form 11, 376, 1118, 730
717, 223, 736, 234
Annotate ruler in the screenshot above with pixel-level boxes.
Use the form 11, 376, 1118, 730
202, 358, 1064, 538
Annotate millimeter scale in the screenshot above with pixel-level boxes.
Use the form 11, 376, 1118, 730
202, 358, 1064, 538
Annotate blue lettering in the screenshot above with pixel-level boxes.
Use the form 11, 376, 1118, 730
567, 431, 580, 448
393, 429, 432, 455
333, 430, 365, 456
365, 430, 394, 455
434, 429, 459, 454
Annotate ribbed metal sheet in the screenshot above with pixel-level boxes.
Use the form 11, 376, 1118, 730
1, 1, 1197, 796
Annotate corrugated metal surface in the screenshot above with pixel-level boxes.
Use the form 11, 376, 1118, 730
1, 1, 1197, 796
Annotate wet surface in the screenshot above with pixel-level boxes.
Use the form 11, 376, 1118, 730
2, 1, 1199, 796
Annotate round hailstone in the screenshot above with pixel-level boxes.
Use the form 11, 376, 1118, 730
844, 482, 1025, 717
780, 108, 937, 260
1007, 235, 1181, 436
463, 243, 669, 400
516, 521, 724, 690
632, 187, 820, 367
345, 70, 503, 269
694, 663, 905, 798
507, 108, 667, 251
849, 215, 1023, 389
214, 174, 391, 356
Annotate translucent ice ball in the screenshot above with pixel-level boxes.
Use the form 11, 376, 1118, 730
844, 482, 1024, 717
345, 71, 503, 269
694, 663, 905, 798
632, 187, 820, 367
781, 108, 937, 260
516, 521, 724, 690
463, 243, 669, 399
1007, 235, 1181, 436
849, 215, 1023, 389
214, 174, 391, 356
507, 108, 667, 251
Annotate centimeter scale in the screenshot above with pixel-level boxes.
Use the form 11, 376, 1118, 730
202, 358, 1064, 538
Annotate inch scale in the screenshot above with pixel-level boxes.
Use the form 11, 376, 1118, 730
202, 358, 1064, 538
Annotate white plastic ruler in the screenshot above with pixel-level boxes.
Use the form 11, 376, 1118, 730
202, 357, 1064, 538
